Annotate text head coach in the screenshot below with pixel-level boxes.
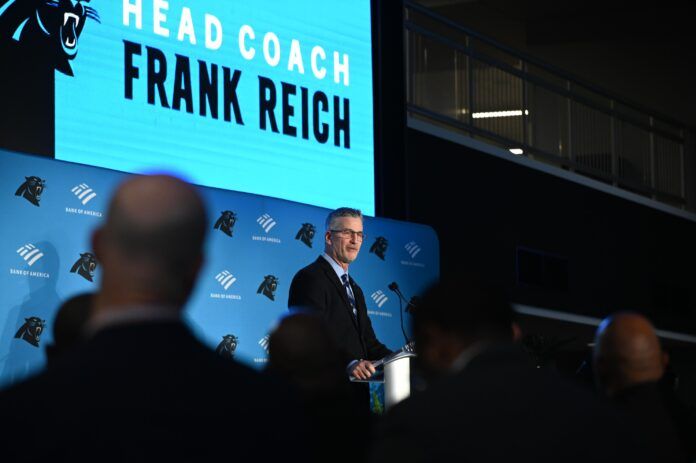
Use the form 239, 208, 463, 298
288, 208, 391, 380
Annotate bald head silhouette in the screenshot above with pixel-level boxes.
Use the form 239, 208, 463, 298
593, 313, 668, 397
92, 175, 207, 312
267, 313, 345, 392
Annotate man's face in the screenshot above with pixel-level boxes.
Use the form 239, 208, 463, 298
325, 216, 363, 266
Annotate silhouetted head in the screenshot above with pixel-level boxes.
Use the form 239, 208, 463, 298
593, 312, 667, 397
267, 313, 344, 393
92, 175, 207, 311
45, 292, 93, 366
413, 276, 514, 374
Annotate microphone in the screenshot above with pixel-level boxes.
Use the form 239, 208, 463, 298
388, 281, 416, 345
388, 282, 417, 313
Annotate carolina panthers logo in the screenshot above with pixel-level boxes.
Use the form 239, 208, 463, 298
14, 316, 45, 347
294, 223, 315, 248
214, 210, 237, 237
14, 176, 45, 206
257, 275, 278, 301
215, 334, 238, 360
0, 0, 100, 76
70, 252, 97, 282
369, 236, 388, 261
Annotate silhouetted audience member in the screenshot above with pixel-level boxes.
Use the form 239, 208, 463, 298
45, 292, 93, 367
0, 175, 305, 462
593, 313, 687, 462
267, 312, 372, 463
370, 277, 651, 463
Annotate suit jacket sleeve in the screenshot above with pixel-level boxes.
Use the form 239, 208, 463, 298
364, 316, 392, 360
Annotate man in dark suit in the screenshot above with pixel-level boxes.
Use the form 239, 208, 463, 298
0, 175, 304, 462
288, 207, 391, 380
371, 277, 652, 463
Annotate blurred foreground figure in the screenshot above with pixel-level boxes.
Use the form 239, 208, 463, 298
371, 277, 651, 463
45, 292, 93, 367
594, 313, 687, 462
267, 313, 372, 462
0, 175, 304, 462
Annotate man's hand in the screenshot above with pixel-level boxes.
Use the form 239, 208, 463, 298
350, 359, 376, 380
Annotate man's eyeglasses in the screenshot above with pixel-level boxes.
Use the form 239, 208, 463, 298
330, 229, 366, 241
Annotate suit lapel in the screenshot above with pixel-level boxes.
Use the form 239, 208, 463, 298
316, 257, 360, 331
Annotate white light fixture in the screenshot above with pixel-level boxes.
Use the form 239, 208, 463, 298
509, 148, 524, 155
472, 110, 529, 119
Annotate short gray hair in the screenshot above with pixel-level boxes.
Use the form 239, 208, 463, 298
325, 207, 362, 231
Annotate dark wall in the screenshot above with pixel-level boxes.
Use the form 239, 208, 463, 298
383, 126, 696, 334
372, 0, 407, 217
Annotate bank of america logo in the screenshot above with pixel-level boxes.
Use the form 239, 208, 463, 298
258, 335, 270, 353
215, 271, 237, 290
371, 290, 388, 308
405, 241, 422, 259
71, 183, 97, 205
16, 244, 44, 266
256, 214, 277, 233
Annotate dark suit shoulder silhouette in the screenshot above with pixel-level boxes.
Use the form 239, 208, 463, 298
0, 321, 305, 462
373, 345, 654, 463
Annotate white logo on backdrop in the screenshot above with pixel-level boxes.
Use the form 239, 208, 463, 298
16, 244, 44, 266
258, 335, 270, 353
71, 183, 97, 205
371, 290, 388, 308
405, 241, 422, 259
256, 214, 277, 234
215, 270, 237, 290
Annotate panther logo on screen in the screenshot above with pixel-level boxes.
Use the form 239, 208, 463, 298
257, 275, 278, 301
14, 176, 46, 206
14, 316, 46, 347
295, 223, 316, 248
70, 252, 97, 282
215, 334, 238, 360
0, 0, 101, 76
213, 210, 237, 237
369, 236, 388, 261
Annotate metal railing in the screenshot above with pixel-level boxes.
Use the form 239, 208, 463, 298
404, 1, 690, 209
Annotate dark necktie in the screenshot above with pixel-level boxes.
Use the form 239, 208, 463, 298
341, 274, 358, 320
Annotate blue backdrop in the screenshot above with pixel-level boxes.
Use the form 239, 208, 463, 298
0, 150, 439, 389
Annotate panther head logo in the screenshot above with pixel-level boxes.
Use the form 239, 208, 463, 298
257, 275, 278, 301
213, 210, 237, 237
14, 316, 46, 347
215, 334, 238, 360
294, 223, 316, 248
369, 236, 388, 261
0, 0, 101, 76
69, 252, 97, 282
14, 176, 46, 206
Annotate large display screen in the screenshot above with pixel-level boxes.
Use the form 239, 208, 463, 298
20, 0, 376, 214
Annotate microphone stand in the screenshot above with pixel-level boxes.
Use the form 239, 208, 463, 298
389, 282, 415, 346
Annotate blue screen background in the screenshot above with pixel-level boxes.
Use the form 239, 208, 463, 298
55, 0, 376, 215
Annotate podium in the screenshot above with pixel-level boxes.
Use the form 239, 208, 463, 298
352, 350, 416, 410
